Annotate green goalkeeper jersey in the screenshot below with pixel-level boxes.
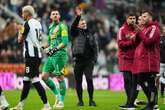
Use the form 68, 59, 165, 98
48, 22, 68, 56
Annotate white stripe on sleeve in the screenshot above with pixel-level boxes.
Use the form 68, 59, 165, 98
149, 25, 156, 38
118, 26, 124, 40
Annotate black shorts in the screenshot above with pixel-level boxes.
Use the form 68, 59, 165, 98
25, 57, 41, 78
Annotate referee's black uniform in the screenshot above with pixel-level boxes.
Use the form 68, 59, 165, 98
71, 15, 98, 106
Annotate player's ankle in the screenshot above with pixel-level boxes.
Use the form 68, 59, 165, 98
18, 101, 24, 107
44, 102, 50, 108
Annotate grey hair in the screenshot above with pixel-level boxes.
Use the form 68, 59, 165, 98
80, 16, 87, 21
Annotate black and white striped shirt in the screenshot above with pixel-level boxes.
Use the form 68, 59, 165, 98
23, 18, 42, 58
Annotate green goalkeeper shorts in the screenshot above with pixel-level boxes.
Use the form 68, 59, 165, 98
43, 52, 68, 76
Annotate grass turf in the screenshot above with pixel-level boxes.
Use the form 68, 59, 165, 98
4, 89, 165, 110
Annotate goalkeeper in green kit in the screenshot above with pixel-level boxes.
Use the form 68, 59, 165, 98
41, 9, 68, 109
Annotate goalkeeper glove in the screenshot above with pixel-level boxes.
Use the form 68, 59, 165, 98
47, 47, 59, 56
17, 25, 24, 34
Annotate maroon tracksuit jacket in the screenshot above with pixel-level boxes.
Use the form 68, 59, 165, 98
132, 21, 160, 74
117, 22, 136, 72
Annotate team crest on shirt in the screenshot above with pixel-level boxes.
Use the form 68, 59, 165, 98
61, 24, 68, 37
51, 26, 59, 39
62, 30, 67, 37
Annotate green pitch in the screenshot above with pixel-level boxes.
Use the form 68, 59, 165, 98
4, 89, 165, 110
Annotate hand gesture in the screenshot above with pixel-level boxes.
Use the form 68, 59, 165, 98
75, 6, 82, 16
125, 33, 131, 39
130, 33, 136, 39
125, 33, 136, 40
134, 24, 143, 33
17, 24, 24, 34
44, 47, 59, 56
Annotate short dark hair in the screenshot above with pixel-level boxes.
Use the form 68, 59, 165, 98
141, 9, 153, 17
126, 11, 136, 18
51, 9, 60, 13
50, 6, 61, 14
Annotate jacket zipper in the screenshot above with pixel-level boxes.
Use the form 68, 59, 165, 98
148, 49, 151, 72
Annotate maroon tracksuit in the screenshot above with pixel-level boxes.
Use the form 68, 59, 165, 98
133, 21, 160, 74
117, 22, 136, 105
131, 21, 160, 108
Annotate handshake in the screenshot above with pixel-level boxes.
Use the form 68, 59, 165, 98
42, 47, 59, 56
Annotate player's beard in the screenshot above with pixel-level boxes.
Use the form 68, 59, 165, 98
54, 19, 60, 23
129, 22, 135, 27
144, 18, 150, 25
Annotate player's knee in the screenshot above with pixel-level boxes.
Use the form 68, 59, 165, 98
31, 77, 40, 84
57, 75, 64, 81
86, 75, 92, 81
42, 73, 49, 81
23, 76, 31, 81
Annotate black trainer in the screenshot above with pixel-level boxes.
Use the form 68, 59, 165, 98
89, 100, 97, 106
153, 105, 159, 110
77, 101, 84, 106
141, 104, 159, 110
119, 104, 136, 110
127, 105, 135, 110
119, 104, 128, 110
134, 100, 146, 106
140, 104, 152, 110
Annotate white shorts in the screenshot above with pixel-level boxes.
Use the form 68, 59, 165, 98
160, 63, 165, 84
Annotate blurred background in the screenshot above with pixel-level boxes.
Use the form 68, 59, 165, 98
0, 0, 165, 90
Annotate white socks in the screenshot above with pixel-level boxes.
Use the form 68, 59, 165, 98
18, 100, 25, 107
0, 93, 9, 107
44, 102, 50, 108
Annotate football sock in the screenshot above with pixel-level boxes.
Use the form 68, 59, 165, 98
44, 102, 50, 108
33, 81, 48, 104
59, 80, 66, 102
44, 78, 60, 96
20, 80, 31, 104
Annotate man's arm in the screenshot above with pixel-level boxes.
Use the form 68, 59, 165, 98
57, 24, 69, 49
70, 6, 82, 37
70, 16, 81, 37
71, 16, 81, 29
118, 40, 134, 49
18, 22, 30, 44
117, 27, 135, 49
93, 35, 99, 62
138, 25, 160, 46
46, 24, 69, 56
